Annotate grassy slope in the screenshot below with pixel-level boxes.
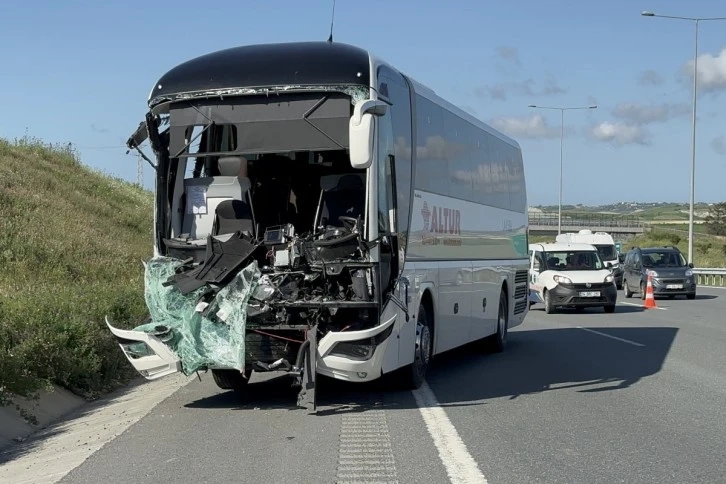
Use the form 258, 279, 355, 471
0, 137, 153, 404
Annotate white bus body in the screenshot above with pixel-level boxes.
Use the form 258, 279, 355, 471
106, 41, 530, 404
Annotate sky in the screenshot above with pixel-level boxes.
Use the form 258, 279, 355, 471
1, 0, 725, 206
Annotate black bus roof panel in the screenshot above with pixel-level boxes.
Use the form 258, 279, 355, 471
151, 41, 372, 105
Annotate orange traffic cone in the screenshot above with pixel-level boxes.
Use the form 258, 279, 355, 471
644, 273, 657, 309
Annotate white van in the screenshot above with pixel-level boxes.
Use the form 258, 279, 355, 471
528, 242, 618, 314
556, 230, 623, 289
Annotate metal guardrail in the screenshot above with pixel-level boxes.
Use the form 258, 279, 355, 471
528, 213, 646, 228
693, 268, 726, 286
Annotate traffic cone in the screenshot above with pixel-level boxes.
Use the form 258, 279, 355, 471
644, 273, 657, 309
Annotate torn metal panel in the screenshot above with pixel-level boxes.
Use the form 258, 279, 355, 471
151, 84, 369, 112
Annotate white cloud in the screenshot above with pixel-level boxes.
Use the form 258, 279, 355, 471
480, 77, 566, 101
638, 69, 665, 86
496, 46, 520, 65
682, 47, 726, 93
611, 102, 690, 125
490, 114, 561, 139
712, 136, 726, 156
590, 121, 650, 146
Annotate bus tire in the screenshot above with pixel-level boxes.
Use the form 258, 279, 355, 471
397, 300, 433, 390
212, 369, 248, 394
488, 289, 509, 353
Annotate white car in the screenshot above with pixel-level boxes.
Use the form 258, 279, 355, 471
528, 242, 617, 314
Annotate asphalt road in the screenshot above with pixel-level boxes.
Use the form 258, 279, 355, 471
49, 287, 726, 483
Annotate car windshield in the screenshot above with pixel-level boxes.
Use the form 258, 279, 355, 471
642, 251, 687, 268
543, 250, 604, 271
595, 244, 617, 261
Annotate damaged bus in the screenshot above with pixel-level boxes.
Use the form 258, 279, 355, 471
107, 41, 530, 410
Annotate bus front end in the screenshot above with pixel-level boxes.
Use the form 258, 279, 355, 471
105, 42, 409, 411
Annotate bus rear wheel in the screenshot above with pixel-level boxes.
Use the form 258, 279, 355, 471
486, 290, 509, 353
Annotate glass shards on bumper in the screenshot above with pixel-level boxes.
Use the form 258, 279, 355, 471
106, 257, 260, 379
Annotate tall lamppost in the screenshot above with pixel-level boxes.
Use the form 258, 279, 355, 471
642, 10, 726, 264
528, 104, 597, 234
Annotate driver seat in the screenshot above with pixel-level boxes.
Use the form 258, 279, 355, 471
315, 173, 365, 230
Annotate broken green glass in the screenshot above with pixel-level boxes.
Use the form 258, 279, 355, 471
131, 256, 261, 375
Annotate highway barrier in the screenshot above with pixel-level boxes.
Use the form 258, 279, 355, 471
693, 268, 726, 287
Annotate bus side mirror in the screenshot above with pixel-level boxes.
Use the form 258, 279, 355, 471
349, 99, 388, 169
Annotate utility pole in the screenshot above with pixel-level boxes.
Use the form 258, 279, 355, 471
137, 151, 143, 186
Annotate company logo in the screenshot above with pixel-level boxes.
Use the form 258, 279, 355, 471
421, 202, 431, 231
421, 201, 461, 235
586, 282, 592, 288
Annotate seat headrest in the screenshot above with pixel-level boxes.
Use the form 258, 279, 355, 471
336, 174, 364, 190
218, 156, 246, 176
320, 173, 365, 191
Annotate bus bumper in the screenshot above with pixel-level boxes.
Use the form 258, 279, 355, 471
105, 317, 183, 380
316, 313, 397, 382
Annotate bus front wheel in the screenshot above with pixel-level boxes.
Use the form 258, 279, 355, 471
397, 301, 432, 390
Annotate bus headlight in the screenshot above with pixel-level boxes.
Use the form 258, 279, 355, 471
553, 275, 572, 284
604, 274, 614, 284
329, 323, 395, 361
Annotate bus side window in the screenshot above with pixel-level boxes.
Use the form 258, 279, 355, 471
377, 111, 395, 233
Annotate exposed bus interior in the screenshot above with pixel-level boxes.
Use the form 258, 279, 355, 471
117, 91, 396, 407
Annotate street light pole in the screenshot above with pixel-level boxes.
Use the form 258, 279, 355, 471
528, 104, 597, 235
642, 11, 726, 265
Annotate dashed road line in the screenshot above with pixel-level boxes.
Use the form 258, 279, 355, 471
336, 410, 398, 484
412, 382, 488, 484
576, 326, 646, 347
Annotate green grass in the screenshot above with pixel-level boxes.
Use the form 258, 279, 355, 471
0, 136, 154, 407
622, 230, 726, 268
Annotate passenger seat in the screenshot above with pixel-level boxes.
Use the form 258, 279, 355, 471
181, 156, 255, 240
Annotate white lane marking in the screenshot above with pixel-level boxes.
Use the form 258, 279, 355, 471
336, 410, 398, 484
619, 301, 668, 310
576, 326, 646, 347
412, 382, 488, 484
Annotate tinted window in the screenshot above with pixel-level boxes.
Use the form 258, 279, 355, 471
378, 67, 413, 244
642, 251, 687, 268
442, 108, 473, 200
414, 96, 449, 196
544, 250, 604, 270
413, 94, 522, 210
595, 244, 617, 261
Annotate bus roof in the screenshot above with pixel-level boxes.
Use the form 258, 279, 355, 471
148, 41, 371, 107
146, 41, 520, 149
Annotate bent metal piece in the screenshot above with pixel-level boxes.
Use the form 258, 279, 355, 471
296, 323, 318, 414
105, 317, 182, 379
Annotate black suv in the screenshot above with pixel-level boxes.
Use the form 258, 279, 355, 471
621, 246, 696, 299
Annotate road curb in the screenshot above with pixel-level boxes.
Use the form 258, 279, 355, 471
0, 373, 195, 484
0, 385, 86, 451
